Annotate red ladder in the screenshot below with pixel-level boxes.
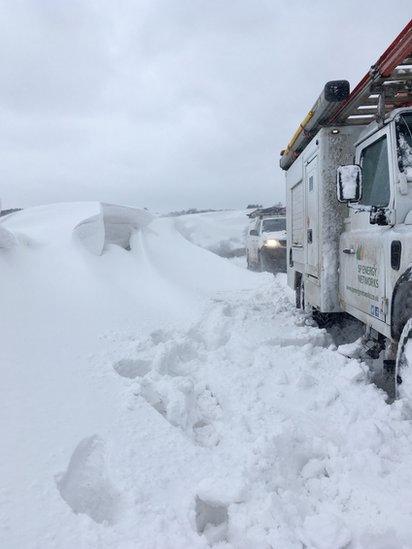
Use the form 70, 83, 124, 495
330, 19, 412, 125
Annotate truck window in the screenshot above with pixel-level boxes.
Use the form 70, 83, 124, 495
359, 136, 390, 207
396, 113, 412, 176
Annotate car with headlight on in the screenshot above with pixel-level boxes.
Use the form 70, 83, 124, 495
246, 215, 286, 273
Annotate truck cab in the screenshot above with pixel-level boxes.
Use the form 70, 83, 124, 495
339, 109, 412, 340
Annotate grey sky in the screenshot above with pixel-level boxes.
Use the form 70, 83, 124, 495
0, 1, 410, 211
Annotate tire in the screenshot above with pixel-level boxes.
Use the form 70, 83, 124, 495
258, 250, 270, 273
273, 259, 286, 274
312, 310, 336, 329
395, 318, 412, 400
392, 282, 412, 341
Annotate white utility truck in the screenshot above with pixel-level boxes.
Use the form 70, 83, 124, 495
246, 206, 286, 272
280, 20, 412, 397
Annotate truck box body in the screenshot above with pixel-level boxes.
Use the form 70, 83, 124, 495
286, 125, 362, 312
280, 22, 412, 395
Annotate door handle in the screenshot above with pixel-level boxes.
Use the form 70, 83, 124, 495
343, 248, 355, 255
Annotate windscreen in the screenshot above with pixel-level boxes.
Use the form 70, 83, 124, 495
262, 218, 286, 232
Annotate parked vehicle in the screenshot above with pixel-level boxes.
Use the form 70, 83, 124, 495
246, 208, 286, 273
280, 20, 412, 398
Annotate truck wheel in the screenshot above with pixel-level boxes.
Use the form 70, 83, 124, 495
396, 318, 412, 400
312, 310, 335, 329
258, 252, 265, 272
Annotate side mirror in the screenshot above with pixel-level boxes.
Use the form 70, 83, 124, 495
249, 229, 258, 236
337, 164, 362, 203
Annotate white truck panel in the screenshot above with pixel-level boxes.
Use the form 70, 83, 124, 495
304, 156, 319, 277
286, 126, 362, 312
291, 182, 304, 247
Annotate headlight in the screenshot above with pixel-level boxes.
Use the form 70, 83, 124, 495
264, 239, 280, 248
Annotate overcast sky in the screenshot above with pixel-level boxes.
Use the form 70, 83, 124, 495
0, 1, 410, 211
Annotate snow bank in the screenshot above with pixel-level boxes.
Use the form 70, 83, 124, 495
2, 202, 412, 548
175, 210, 248, 257
0, 202, 262, 548
73, 203, 153, 255
0, 224, 17, 249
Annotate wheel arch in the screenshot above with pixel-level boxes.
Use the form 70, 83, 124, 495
391, 266, 412, 340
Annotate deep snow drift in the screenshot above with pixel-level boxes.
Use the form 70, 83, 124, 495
175, 210, 248, 257
2, 204, 412, 548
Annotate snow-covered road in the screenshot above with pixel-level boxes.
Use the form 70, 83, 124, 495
2, 204, 412, 548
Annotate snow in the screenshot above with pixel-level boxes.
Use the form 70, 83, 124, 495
398, 133, 412, 180
337, 337, 365, 359
175, 210, 248, 257
337, 164, 360, 201
0, 224, 17, 249
2, 203, 412, 548
73, 203, 153, 255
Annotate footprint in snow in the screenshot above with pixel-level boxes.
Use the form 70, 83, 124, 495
56, 435, 122, 525
195, 495, 228, 544
152, 338, 201, 376
193, 419, 220, 448
119, 333, 201, 378
149, 329, 173, 345
113, 358, 151, 379
137, 380, 221, 447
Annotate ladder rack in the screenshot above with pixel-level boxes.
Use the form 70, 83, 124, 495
330, 19, 412, 125
280, 19, 412, 170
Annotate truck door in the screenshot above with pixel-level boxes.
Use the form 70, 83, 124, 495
339, 129, 391, 323
305, 157, 319, 277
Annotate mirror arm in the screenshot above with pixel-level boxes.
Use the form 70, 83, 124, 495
351, 205, 369, 213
